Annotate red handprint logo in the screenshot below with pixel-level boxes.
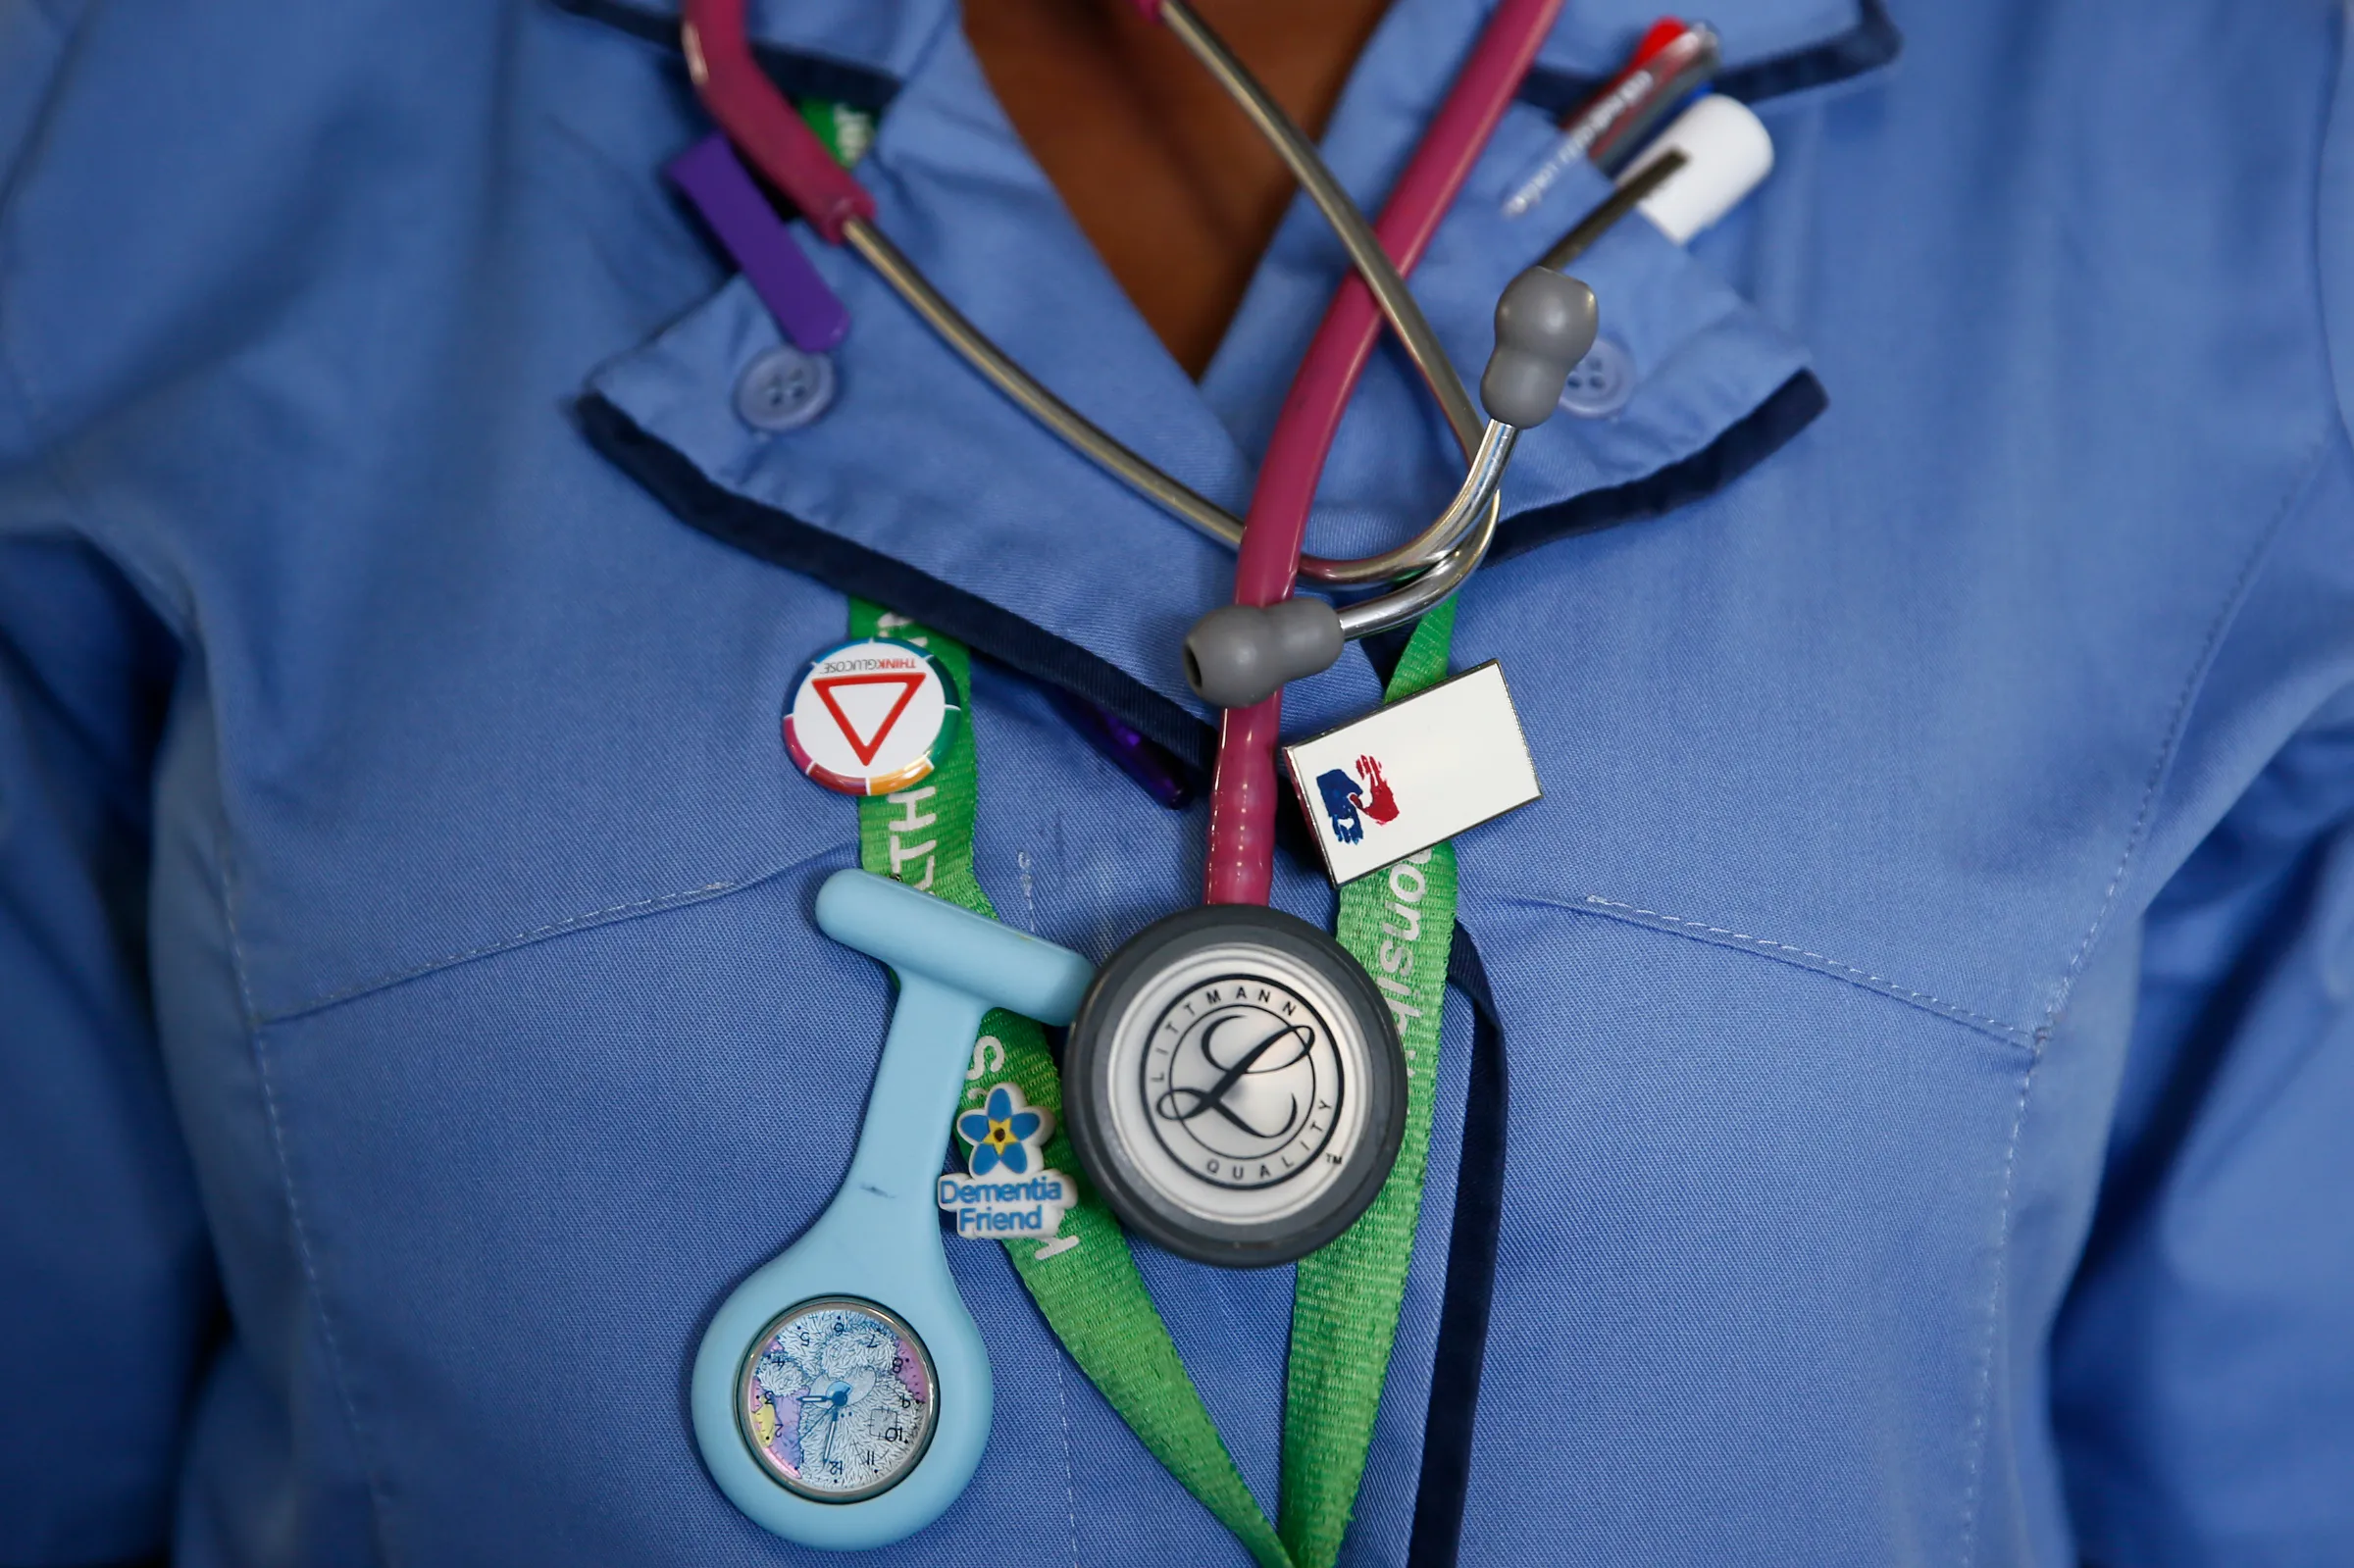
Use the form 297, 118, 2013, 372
1354, 756, 1400, 825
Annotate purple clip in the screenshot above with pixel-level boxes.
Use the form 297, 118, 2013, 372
666, 133, 851, 354
1045, 688, 1198, 810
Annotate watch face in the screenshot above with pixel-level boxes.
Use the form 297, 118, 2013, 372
738, 1297, 937, 1502
1064, 906, 1407, 1266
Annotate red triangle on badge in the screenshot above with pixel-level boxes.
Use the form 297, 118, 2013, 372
811, 673, 927, 766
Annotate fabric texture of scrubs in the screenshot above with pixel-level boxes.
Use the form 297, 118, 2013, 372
2, 0, 2351, 1563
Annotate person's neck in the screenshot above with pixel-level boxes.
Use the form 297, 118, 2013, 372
965, 0, 1394, 378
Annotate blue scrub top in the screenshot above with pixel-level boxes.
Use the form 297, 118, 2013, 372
4, 0, 2351, 1563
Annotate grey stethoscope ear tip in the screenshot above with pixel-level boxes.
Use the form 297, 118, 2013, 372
1184, 598, 1345, 708
1480, 268, 1600, 429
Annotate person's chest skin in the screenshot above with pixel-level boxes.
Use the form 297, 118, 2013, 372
6, 0, 2338, 1562
964, 0, 1396, 375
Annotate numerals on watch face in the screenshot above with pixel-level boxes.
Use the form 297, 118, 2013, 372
738, 1297, 937, 1502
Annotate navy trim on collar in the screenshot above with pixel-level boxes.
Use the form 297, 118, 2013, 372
577, 390, 1215, 771
1352, 370, 1825, 685
547, 0, 903, 113
1493, 370, 1828, 564
1517, 0, 1902, 118
580, 369, 1825, 760
554, 0, 1901, 137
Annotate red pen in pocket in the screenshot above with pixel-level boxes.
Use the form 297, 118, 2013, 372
1501, 18, 1720, 216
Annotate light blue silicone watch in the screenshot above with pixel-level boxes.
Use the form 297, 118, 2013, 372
690, 869, 1094, 1548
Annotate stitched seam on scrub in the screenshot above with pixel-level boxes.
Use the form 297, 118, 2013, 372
2045, 436, 2331, 1035
1950, 445, 2326, 1556
1544, 891, 2038, 1048
1956, 1052, 2040, 1568
256, 849, 843, 1025
210, 725, 401, 1563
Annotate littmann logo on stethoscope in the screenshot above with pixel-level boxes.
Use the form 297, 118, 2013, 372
1145, 978, 1344, 1189
1313, 755, 1399, 845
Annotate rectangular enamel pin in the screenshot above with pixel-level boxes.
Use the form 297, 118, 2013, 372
1282, 660, 1543, 885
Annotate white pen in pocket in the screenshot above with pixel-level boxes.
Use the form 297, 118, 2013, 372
1613, 93, 1776, 245
1535, 93, 1777, 275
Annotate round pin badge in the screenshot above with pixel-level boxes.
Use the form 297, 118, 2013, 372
784, 638, 964, 795
1061, 904, 1407, 1268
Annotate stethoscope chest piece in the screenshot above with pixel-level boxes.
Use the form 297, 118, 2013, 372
1063, 905, 1407, 1267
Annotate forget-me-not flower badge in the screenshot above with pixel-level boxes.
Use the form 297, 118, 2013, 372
957, 1084, 1049, 1175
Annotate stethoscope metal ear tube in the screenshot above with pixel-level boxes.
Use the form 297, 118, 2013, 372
846, 215, 1491, 600
685, 0, 1548, 638
1184, 480, 1503, 708
838, 218, 1235, 536
1174, 146, 1692, 611
1182, 265, 1594, 709
1192, 151, 1692, 691
843, 213, 1510, 630
875, 198, 1524, 657
1152, 0, 1484, 458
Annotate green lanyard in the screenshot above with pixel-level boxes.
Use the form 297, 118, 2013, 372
800, 97, 1461, 1565
846, 602, 1461, 1568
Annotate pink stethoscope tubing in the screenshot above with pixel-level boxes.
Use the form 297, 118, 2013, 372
682, 0, 1563, 906
1200, 0, 1562, 903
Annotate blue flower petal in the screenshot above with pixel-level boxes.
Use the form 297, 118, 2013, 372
1009, 1111, 1042, 1141
957, 1112, 993, 1144
986, 1086, 1014, 1121
1000, 1143, 1029, 1174
969, 1142, 1001, 1176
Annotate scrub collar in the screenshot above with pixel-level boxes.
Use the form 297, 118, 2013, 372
583, 0, 1881, 760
